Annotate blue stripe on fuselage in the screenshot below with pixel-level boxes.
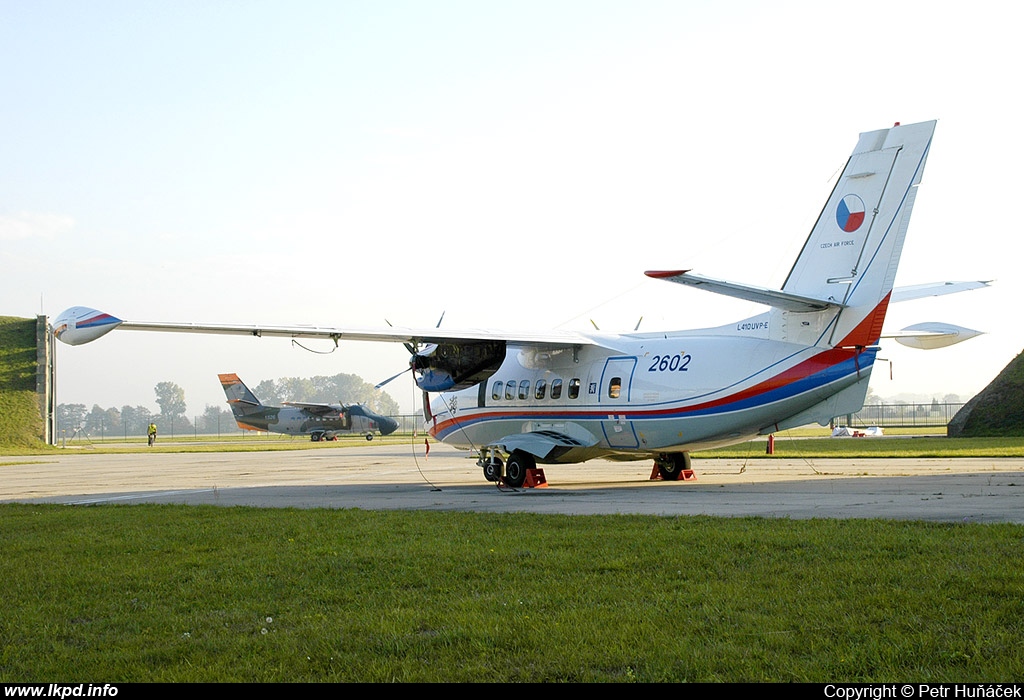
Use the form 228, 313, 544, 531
429, 348, 875, 440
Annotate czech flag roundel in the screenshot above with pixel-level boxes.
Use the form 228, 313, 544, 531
836, 194, 866, 232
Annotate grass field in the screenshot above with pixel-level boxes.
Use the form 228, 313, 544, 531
2, 503, 1022, 682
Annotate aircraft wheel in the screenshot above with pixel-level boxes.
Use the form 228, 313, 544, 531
310, 433, 321, 442
656, 453, 688, 481
365, 433, 373, 441
482, 457, 503, 483
504, 452, 535, 488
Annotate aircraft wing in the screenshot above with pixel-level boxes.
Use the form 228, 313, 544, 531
281, 402, 344, 415
54, 306, 614, 394
53, 306, 599, 349
114, 319, 593, 347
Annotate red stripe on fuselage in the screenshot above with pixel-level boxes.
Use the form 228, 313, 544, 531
427, 297, 890, 437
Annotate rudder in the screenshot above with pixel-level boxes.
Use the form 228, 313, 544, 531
780, 121, 935, 348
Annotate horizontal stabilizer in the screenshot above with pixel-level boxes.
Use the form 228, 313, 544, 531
645, 272, 991, 313
645, 270, 841, 312
891, 280, 992, 302
885, 322, 983, 349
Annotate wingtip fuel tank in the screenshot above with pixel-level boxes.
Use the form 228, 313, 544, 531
52, 307, 123, 346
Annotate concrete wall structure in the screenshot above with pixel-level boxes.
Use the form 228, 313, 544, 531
36, 315, 56, 445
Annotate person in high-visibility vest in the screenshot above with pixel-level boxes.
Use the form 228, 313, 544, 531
148, 423, 157, 446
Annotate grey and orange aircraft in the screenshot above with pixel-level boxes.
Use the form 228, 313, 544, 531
218, 373, 399, 442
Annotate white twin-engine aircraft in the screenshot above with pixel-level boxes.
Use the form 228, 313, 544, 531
55, 121, 987, 487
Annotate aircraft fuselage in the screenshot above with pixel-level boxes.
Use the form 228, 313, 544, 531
427, 332, 875, 463
236, 406, 388, 440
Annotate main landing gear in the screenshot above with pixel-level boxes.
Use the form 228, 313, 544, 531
653, 452, 695, 481
477, 448, 695, 486
478, 448, 537, 488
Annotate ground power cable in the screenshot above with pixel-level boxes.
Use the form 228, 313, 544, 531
429, 392, 520, 493
409, 428, 442, 491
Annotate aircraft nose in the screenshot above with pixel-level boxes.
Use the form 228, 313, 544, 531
381, 417, 399, 436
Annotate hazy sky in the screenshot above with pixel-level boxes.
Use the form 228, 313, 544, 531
2, 1, 1018, 416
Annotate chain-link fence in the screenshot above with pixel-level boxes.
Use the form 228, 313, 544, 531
833, 403, 965, 429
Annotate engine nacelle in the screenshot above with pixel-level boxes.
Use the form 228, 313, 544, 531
412, 340, 506, 392
52, 307, 123, 346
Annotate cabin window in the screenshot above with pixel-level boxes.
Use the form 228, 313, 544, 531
535, 379, 547, 400
568, 378, 581, 399
505, 382, 516, 401
518, 380, 530, 400
609, 377, 622, 399
550, 379, 563, 400
492, 381, 503, 401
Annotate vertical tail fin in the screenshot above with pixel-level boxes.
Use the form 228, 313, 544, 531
218, 373, 263, 417
781, 120, 936, 347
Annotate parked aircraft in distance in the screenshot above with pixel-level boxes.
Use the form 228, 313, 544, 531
55, 121, 988, 486
218, 373, 399, 441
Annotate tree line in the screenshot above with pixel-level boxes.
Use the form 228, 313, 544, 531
56, 372, 401, 438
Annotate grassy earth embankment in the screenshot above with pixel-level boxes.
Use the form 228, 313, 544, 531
0, 316, 43, 449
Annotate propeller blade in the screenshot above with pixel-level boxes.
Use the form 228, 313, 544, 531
422, 389, 433, 422
374, 367, 411, 390
385, 318, 418, 354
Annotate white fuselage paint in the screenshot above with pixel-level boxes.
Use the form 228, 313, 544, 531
428, 333, 873, 463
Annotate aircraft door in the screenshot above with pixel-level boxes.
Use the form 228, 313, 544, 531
599, 357, 639, 448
